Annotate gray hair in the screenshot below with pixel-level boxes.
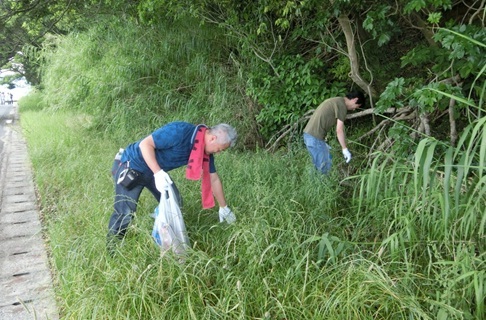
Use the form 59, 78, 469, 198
210, 123, 237, 147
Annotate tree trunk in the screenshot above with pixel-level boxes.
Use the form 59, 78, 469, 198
336, 14, 377, 99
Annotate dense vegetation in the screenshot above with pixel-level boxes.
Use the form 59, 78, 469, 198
4, 0, 485, 144
5, 0, 485, 318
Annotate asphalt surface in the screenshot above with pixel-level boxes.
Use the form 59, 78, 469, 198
0, 103, 59, 319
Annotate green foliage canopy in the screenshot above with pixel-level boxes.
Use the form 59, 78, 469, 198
133, 0, 485, 141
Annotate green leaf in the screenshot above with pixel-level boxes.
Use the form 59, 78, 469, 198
404, 0, 427, 13
427, 12, 442, 24
378, 33, 391, 46
440, 27, 486, 48
363, 16, 374, 31
426, 88, 476, 107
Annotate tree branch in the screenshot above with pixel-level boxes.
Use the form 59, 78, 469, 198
265, 107, 411, 151
449, 98, 458, 146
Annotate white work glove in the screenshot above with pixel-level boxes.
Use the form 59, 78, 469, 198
219, 206, 236, 224
342, 148, 352, 163
154, 169, 173, 192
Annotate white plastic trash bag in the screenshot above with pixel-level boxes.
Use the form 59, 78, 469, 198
152, 185, 190, 256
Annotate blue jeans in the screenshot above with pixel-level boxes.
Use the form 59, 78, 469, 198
303, 133, 332, 174
108, 158, 182, 238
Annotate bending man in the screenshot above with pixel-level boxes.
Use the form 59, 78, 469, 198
303, 91, 365, 174
108, 122, 237, 244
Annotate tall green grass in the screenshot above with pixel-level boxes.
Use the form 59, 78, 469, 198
39, 16, 254, 147
348, 30, 486, 318
21, 106, 485, 319
21, 109, 445, 319
350, 117, 485, 319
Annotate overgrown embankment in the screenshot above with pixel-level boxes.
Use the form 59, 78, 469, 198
18, 16, 485, 320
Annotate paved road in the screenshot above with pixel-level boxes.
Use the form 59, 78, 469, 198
0, 103, 12, 159
0, 103, 59, 319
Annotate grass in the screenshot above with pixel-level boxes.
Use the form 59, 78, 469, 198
38, 16, 254, 148
19, 107, 486, 319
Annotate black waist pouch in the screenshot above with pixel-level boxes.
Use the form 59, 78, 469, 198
117, 167, 141, 190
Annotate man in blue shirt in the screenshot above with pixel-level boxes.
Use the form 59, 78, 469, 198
107, 122, 237, 245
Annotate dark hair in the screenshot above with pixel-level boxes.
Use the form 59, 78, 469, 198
346, 91, 366, 108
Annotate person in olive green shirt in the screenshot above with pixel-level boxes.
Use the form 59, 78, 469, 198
303, 91, 365, 174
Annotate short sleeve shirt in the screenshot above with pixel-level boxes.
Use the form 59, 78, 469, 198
121, 122, 216, 174
303, 97, 347, 140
